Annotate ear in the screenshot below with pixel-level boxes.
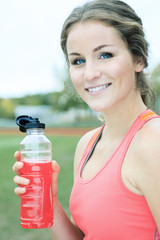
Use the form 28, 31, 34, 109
135, 57, 144, 73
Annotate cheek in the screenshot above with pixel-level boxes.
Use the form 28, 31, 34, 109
112, 58, 136, 83
70, 69, 83, 88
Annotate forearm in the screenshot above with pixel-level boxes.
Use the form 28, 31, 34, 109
49, 198, 84, 240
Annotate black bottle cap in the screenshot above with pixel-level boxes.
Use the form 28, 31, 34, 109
16, 115, 45, 132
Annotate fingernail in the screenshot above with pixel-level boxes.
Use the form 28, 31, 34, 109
24, 179, 29, 184
21, 188, 26, 193
17, 162, 23, 167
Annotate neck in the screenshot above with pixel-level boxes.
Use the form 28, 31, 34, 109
102, 96, 147, 141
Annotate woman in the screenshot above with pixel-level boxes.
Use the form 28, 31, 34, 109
13, 0, 160, 239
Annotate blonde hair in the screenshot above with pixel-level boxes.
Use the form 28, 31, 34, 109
61, 0, 155, 108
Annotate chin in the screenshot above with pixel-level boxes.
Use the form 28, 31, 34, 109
88, 104, 109, 113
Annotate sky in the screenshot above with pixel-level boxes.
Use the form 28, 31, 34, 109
1, 0, 160, 98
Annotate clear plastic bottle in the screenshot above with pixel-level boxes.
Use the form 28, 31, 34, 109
16, 115, 53, 229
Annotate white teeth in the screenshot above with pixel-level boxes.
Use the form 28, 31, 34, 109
87, 84, 110, 92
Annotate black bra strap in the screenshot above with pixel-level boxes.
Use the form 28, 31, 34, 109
80, 125, 105, 176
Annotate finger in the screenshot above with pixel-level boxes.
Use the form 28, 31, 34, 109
52, 160, 60, 174
12, 161, 24, 175
13, 176, 30, 186
52, 160, 60, 184
14, 151, 22, 161
14, 187, 26, 197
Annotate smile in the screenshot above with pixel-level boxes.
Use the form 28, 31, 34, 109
86, 83, 111, 92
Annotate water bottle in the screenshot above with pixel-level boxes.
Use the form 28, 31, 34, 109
16, 115, 53, 229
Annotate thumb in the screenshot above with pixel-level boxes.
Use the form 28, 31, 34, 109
52, 160, 60, 184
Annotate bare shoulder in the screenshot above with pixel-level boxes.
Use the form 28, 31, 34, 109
73, 126, 101, 178
135, 117, 160, 160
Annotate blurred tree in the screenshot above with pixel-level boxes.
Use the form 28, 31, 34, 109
150, 63, 160, 87
46, 67, 89, 111
0, 99, 15, 119
150, 63, 160, 111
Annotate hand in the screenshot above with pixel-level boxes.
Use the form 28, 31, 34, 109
12, 151, 60, 200
12, 151, 29, 196
51, 160, 60, 200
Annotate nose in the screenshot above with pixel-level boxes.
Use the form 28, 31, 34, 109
83, 62, 101, 82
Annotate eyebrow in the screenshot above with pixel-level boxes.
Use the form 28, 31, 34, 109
68, 52, 80, 57
68, 44, 112, 56
93, 44, 109, 52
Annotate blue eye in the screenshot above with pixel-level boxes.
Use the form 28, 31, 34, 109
72, 58, 85, 65
100, 52, 113, 59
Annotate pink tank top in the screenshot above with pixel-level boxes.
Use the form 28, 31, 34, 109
70, 110, 160, 240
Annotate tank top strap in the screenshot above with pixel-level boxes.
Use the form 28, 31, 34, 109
123, 109, 159, 145
139, 109, 159, 122
116, 109, 160, 168
132, 109, 160, 134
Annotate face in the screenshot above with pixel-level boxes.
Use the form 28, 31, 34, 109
67, 21, 143, 113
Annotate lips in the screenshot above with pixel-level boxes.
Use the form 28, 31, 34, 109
86, 83, 111, 93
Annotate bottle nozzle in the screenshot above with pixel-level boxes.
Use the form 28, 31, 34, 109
16, 115, 45, 132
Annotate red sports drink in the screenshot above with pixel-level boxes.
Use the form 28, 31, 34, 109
19, 161, 53, 229
16, 115, 53, 229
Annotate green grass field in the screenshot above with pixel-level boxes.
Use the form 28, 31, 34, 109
0, 134, 80, 240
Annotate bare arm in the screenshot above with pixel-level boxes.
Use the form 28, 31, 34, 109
133, 121, 160, 234
49, 198, 84, 240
